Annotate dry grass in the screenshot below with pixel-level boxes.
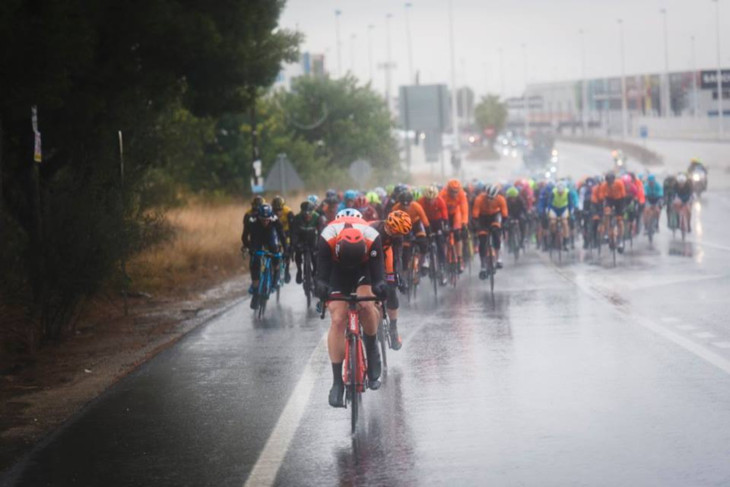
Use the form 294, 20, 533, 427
127, 202, 247, 296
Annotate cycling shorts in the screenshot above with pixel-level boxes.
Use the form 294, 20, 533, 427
548, 207, 569, 218
328, 264, 372, 295
605, 198, 624, 218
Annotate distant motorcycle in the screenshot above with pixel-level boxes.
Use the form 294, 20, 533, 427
689, 167, 707, 196
611, 149, 627, 172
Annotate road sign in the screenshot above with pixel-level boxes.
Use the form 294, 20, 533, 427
639, 125, 648, 139
348, 159, 372, 184
264, 153, 304, 194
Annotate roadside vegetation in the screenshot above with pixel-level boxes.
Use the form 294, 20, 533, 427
0, 0, 400, 358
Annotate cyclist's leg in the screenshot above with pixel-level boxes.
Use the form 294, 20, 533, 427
295, 246, 304, 283
249, 252, 261, 308
492, 217, 503, 267
356, 282, 381, 382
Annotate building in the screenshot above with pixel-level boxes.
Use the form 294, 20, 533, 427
507, 69, 730, 138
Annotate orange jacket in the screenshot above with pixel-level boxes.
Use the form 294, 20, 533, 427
473, 194, 509, 219
592, 180, 626, 203
393, 201, 430, 228
439, 187, 469, 229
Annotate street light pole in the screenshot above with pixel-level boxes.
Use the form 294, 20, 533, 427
335, 10, 342, 78
580, 29, 588, 134
405, 2, 414, 84
714, 0, 724, 136
661, 8, 670, 117
692, 35, 699, 118
499, 47, 505, 99
368, 25, 374, 84
386, 13, 393, 113
522, 43, 529, 137
448, 0, 460, 159
350, 33, 356, 74
618, 18, 628, 139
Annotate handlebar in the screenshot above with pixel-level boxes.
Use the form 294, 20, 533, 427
318, 294, 381, 319
254, 250, 283, 258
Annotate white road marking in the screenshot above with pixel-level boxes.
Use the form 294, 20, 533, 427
694, 332, 717, 339
545, 258, 730, 377
712, 342, 730, 349
244, 333, 328, 487
686, 238, 730, 253
676, 325, 698, 331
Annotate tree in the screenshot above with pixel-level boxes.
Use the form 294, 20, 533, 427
277, 75, 398, 179
0, 0, 300, 347
474, 94, 508, 144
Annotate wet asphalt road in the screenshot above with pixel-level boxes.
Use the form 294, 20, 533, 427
4, 149, 730, 486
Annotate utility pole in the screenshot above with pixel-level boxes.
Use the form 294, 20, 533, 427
350, 33, 356, 74
580, 29, 589, 135
714, 0, 724, 136
661, 8, 670, 117
368, 24, 374, 83
335, 10, 342, 78
118, 131, 128, 316
618, 19, 628, 139
448, 0, 460, 164
405, 2, 414, 84
522, 43, 529, 137
692, 35, 699, 118
499, 47, 505, 99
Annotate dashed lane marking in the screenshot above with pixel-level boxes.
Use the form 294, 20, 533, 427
544, 257, 730, 377
676, 325, 698, 331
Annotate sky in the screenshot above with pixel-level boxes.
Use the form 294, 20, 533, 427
279, 0, 730, 98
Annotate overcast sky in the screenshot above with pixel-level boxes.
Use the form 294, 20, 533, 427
280, 0, 729, 98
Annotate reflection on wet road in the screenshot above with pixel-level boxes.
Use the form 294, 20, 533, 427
4, 192, 730, 487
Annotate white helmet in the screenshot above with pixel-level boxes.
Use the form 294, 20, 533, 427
676, 173, 688, 185
486, 184, 499, 198
336, 208, 363, 219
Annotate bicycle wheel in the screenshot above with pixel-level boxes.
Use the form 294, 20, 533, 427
487, 245, 495, 297
348, 337, 359, 434
378, 313, 388, 371
430, 243, 438, 298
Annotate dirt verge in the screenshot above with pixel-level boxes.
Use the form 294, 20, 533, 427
0, 274, 246, 472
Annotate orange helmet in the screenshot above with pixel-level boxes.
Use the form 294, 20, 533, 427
447, 179, 461, 192
385, 210, 412, 236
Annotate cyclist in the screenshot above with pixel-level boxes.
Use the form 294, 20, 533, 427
354, 194, 379, 222
578, 177, 598, 248
674, 173, 693, 233
316, 208, 387, 408
687, 157, 708, 194
663, 174, 678, 230
318, 190, 340, 223
439, 179, 469, 272
272, 196, 295, 283
536, 181, 554, 251
393, 190, 431, 280
242, 204, 287, 310
371, 210, 412, 350
291, 201, 321, 284
473, 184, 508, 277
242, 196, 266, 250
643, 174, 663, 234
418, 185, 449, 284
594, 172, 626, 253
547, 181, 572, 251
505, 186, 527, 249
337, 189, 359, 213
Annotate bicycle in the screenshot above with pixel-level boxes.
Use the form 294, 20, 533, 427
507, 218, 522, 262
445, 230, 460, 287
320, 294, 381, 434
302, 246, 315, 309
403, 236, 420, 303
254, 250, 282, 319
377, 302, 391, 373
677, 202, 690, 242
601, 207, 619, 267
643, 203, 661, 245
549, 215, 566, 263
425, 232, 440, 299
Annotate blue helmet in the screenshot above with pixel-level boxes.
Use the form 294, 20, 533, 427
344, 189, 358, 201
307, 194, 319, 205
258, 204, 274, 220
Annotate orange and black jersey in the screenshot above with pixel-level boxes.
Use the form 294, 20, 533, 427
317, 216, 385, 286
370, 220, 403, 275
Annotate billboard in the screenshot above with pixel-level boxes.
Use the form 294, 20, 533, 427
398, 84, 450, 132
700, 70, 730, 89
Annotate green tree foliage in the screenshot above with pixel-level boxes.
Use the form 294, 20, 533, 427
0, 0, 299, 347
474, 94, 508, 142
176, 75, 399, 193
